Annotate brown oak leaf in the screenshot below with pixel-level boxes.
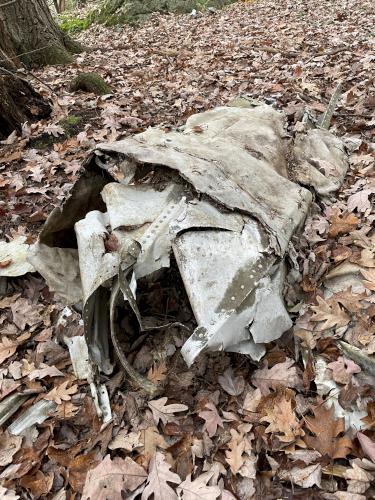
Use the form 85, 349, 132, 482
148, 397, 188, 426
82, 455, 147, 499
44, 380, 78, 404
141, 451, 181, 500
176, 471, 221, 499
328, 211, 359, 238
261, 397, 304, 443
311, 296, 350, 331
303, 403, 352, 459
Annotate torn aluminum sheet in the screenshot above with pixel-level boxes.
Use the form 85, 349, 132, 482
8, 399, 57, 436
292, 128, 348, 195
64, 335, 112, 422
0, 236, 35, 277
0, 393, 29, 427
30, 101, 348, 382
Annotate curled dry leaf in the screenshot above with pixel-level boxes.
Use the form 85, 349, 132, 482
198, 402, 224, 438
148, 397, 188, 426
44, 380, 78, 405
82, 455, 147, 500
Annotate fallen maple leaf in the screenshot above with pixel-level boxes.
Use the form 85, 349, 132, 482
328, 211, 359, 238
311, 296, 350, 331
303, 403, 352, 459
45, 380, 78, 404
176, 471, 221, 499
218, 367, 245, 396
82, 455, 147, 499
148, 397, 188, 426
141, 451, 181, 500
252, 358, 302, 395
198, 402, 224, 438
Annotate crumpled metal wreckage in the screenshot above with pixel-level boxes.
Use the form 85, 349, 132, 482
22, 99, 347, 404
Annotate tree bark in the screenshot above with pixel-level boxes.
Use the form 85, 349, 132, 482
0, 0, 82, 138
0, 0, 82, 66
0, 71, 51, 139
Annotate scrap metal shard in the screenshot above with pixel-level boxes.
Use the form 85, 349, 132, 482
29, 102, 348, 375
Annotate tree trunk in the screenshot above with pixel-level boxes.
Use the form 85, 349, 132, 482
0, 71, 51, 140
0, 0, 82, 66
0, 0, 82, 138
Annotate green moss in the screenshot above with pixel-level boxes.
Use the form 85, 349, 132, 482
91, 0, 235, 26
59, 13, 91, 33
70, 72, 112, 95
59, 115, 82, 136
29, 133, 63, 150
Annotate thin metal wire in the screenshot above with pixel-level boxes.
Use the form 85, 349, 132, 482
0, 43, 54, 65
0, 0, 18, 8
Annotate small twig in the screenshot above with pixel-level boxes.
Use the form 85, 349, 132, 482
304, 46, 350, 64
18, 68, 56, 95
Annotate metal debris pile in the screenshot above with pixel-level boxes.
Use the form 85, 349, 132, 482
4, 99, 348, 408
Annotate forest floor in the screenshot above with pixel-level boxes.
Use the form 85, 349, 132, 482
0, 0, 375, 498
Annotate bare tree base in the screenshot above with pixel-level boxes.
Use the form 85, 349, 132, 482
0, 74, 51, 140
